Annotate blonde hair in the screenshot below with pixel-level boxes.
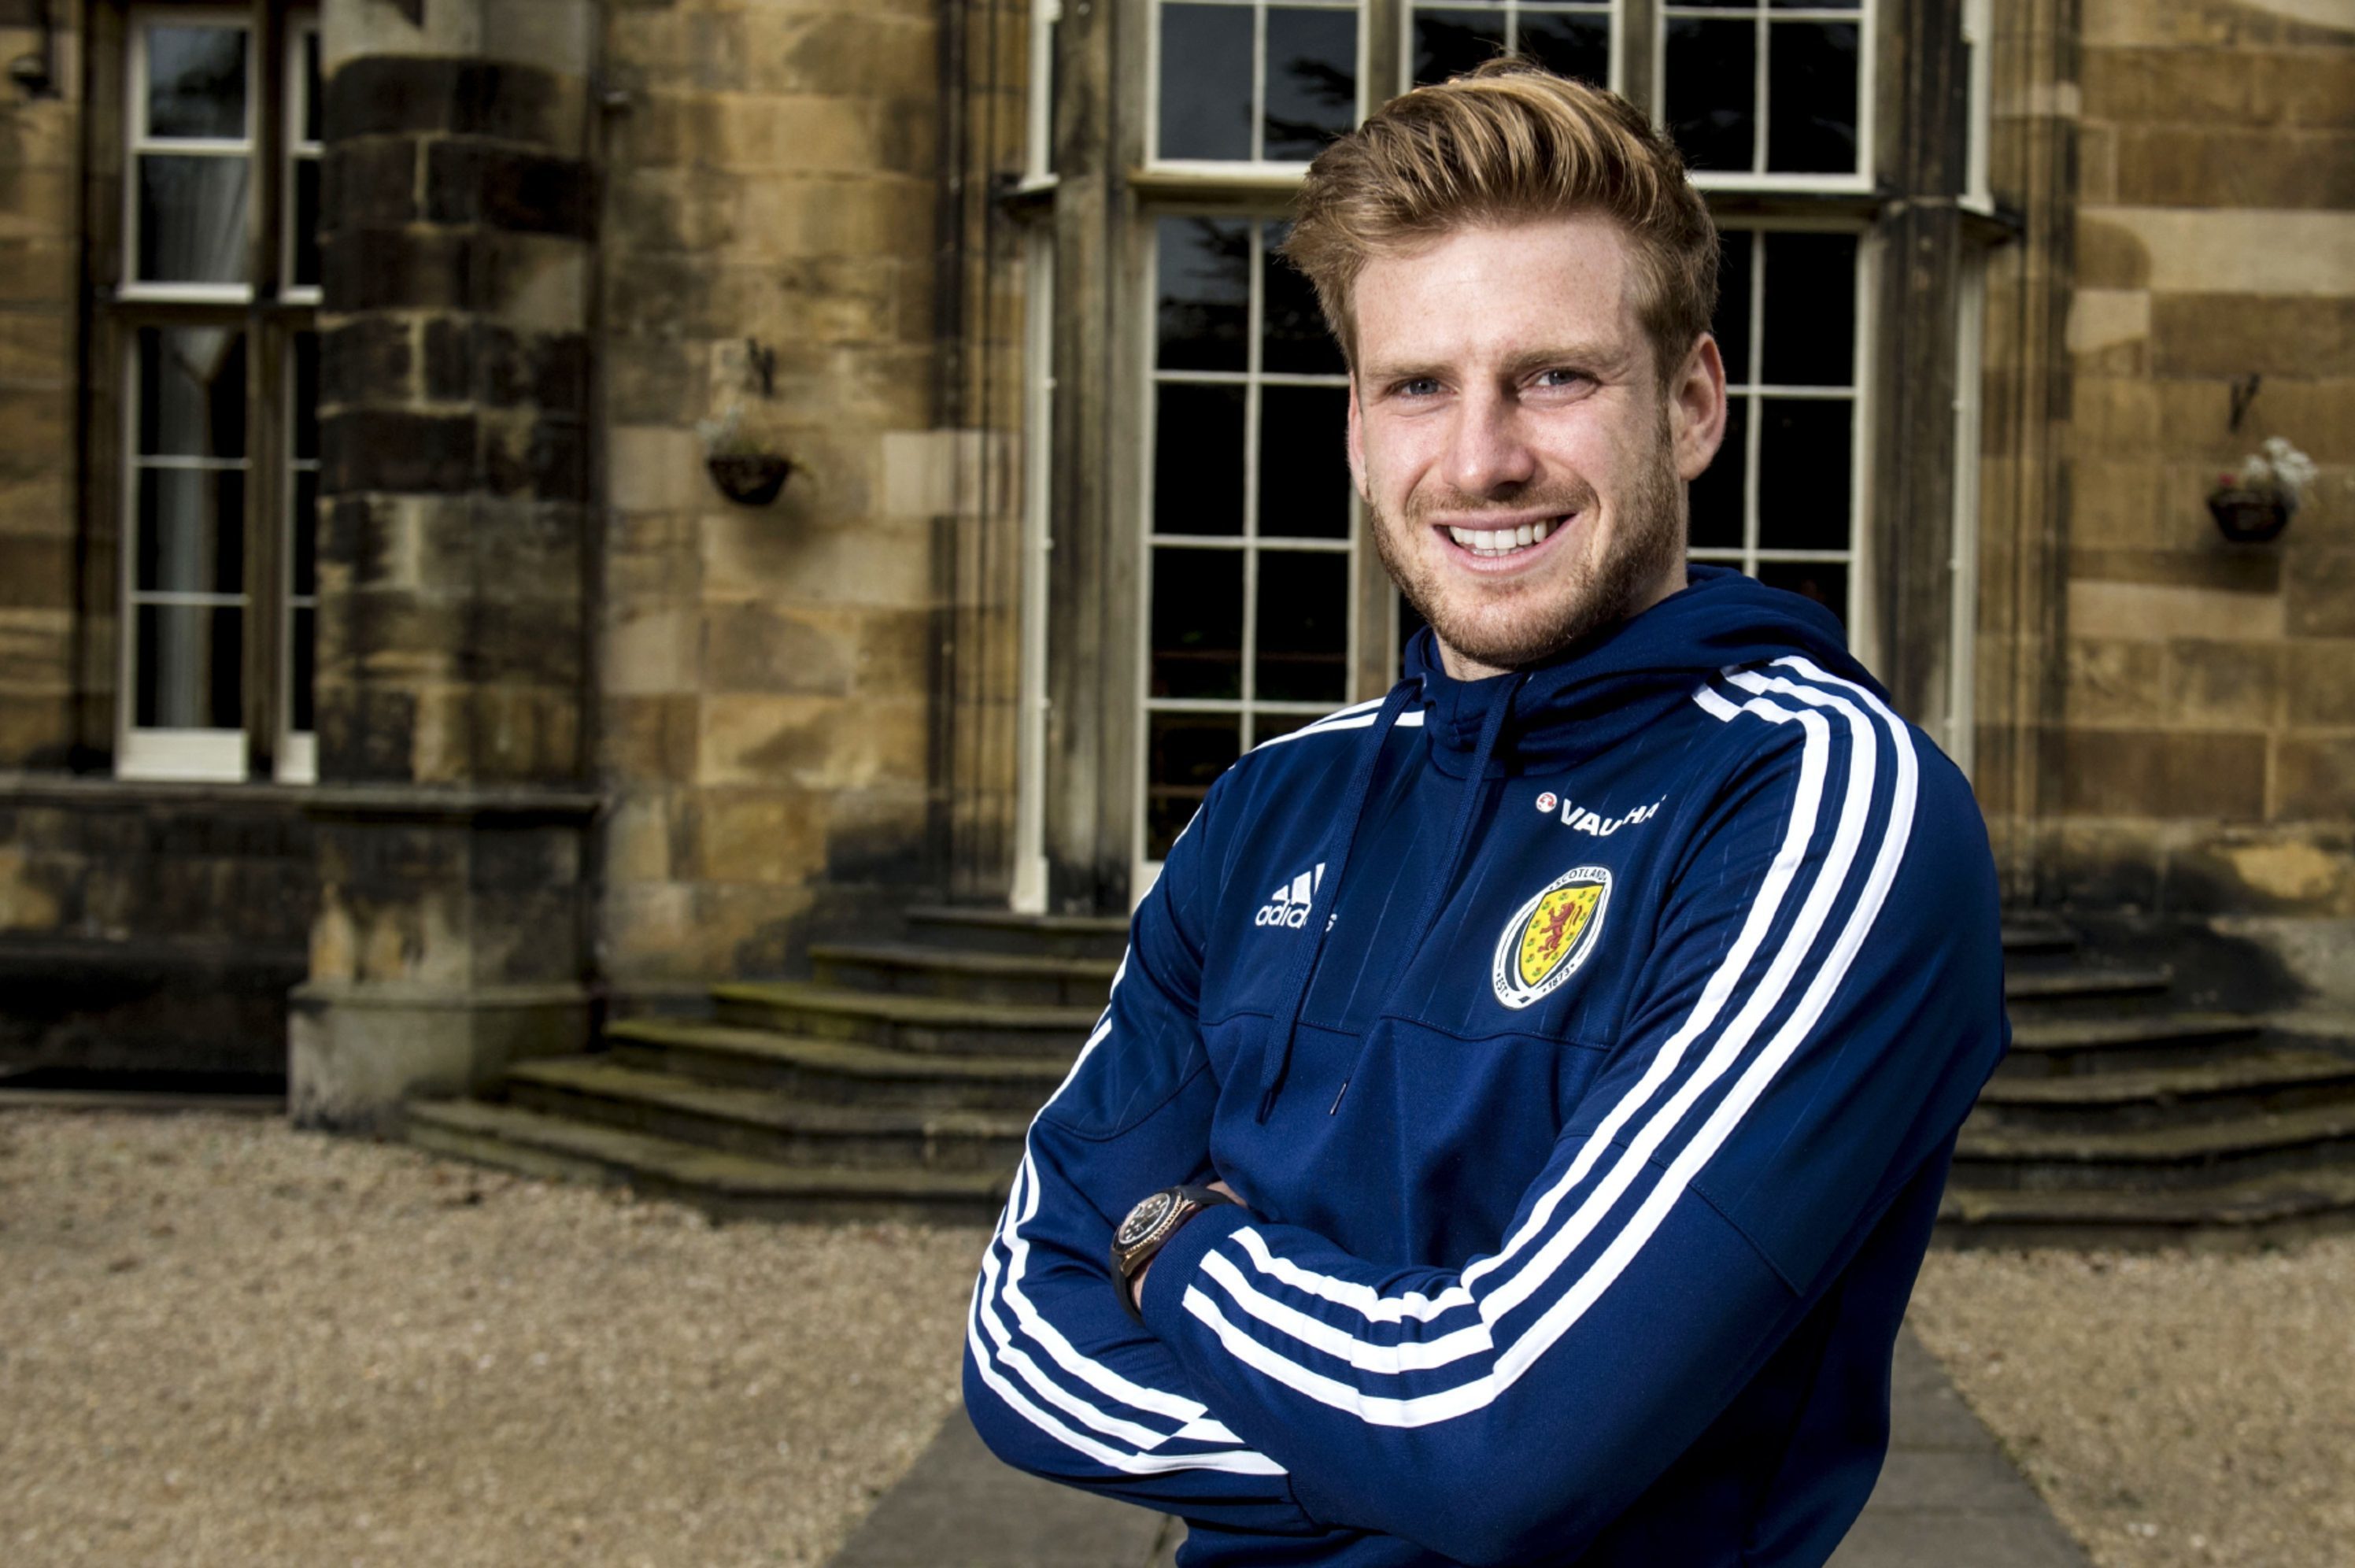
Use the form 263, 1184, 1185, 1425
1283, 59, 1719, 379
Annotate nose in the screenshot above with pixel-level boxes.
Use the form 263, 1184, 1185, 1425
1443, 386, 1538, 497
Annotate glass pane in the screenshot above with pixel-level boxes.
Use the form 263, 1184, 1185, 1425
300, 31, 323, 144
1158, 218, 1251, 372
1154, 383, 1248, 535
139, 327, 247, 458
1253, 712, 1315, 746
138, 468, 246, 594
1688, 398, 1746, 549
137, 154, 252, 285
1265, 8, 1359, 161
1711, 229, 1753, 385
1396, 592, 1428, 669
1518, 10, 1610, 87
1756, 398, 1851, 550
1760, 231, 1856, 387
135, 603, 242, 730
1255, 551, 1350, 703
146, 24, 248, 140
1263, 223, 1344, 375
291, 157, 321, 288
1412, 8, 1507, 87
1665, 18, 1757, 176
290, 331, 319, 461
1148, 711, 1243, 860
1767, 21, 1858, 174
1151, 546, 1245, 698
1755, 559, 1847, 626
1258, 386, 1352, 540
289, 605, 316, 734
290, 469, 318, 597
1159, 3, 1253, 161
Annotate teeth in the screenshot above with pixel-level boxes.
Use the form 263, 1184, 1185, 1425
1447, 520, 1558, 557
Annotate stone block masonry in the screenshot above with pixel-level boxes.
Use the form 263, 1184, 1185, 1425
292, 0, 604, 1130
2031, 0, 2355, 936
592, 0, 948, 995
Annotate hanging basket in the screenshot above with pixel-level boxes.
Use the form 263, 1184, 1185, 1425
2206, 486, 2291, 545
706, 453, 794, 507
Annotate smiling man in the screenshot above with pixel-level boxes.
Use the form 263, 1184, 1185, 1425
964, 61, 2007, 1568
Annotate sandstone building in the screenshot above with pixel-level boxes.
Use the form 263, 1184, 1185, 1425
0, 0, 2346, 1125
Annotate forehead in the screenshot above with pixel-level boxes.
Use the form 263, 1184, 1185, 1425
1351, 214, 1645, 370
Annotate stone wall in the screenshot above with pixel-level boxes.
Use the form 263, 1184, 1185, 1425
0, 0, 80, 769
593, 0, 950, 994
2043, 0, 2353, 930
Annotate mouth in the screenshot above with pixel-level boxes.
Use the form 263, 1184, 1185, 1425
1433, 513, 1573, 567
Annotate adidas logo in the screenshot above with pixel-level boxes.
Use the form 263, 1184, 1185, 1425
1252, 863, 1326, 929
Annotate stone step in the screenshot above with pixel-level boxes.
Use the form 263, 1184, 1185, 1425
402, 1098, 1009, 1223
2001, 965, 2173, 1006
1952, 1099, 2355, 1190
1969, 1049, 2355, 1133
712, 981, 1096, 1058
503, 1056, 1030, 1174
904, 906, 1129, 960
1938, 1167, 2355, 1251
1995, 1011, 2264, 1076
1998, 915, 2076, 956
808, 942, 1118, 1008
605, 1017, 1068, 1112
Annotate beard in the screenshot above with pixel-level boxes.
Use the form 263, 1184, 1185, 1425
1369, 405, 1687, 671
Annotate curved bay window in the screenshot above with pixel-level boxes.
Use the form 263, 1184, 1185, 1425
1019, 0, 1979, 893
112, 6, 318, 783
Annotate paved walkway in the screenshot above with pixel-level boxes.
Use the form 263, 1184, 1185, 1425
826, 1329, 2088, 1568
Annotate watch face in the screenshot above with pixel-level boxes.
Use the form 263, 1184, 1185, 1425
1118, 1192, 1178, 1251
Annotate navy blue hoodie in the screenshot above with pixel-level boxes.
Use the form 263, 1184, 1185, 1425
964, 566, 2007, 1566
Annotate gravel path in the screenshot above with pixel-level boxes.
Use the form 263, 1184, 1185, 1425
0, 1110, 989, 1568
1910, 1239, 2355, 1568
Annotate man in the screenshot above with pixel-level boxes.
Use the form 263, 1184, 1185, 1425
964, 60, 2006, 1568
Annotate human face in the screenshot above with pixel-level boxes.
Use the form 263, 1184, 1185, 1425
1345, 214, 1728, 680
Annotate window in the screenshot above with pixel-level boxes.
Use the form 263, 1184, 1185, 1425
114, 7, 319, 783
1688, 227, 1865, 626
1153, 0, 1364, 165
1141, 217, 1356, 859
1658, 0, 1869, 185
1407, 1, 1614, 90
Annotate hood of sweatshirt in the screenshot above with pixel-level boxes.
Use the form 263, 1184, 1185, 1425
1405, 563, 1881, 776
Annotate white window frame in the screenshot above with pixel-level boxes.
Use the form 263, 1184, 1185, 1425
1688, 220, 1876, 662
279, 331, 318, 783
1399, 0, 1623, 95
1147, 0, 1372, 173
121, 6, 257, 305
117, 327, 250, 784
1654, 0, 1876, 194
1959, 0, 1991, 213
283, 14, 322, 305
1134, 216, 1360, 884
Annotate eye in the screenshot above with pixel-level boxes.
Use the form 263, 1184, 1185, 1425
1532, 367, 1592, 391
1391, 375, 1444, 398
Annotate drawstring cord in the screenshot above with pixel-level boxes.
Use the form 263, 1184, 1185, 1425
1255, 671, 1526, 1123
1254, 679, 1421, 1123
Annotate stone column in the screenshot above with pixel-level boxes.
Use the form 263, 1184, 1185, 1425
290, 0, 602, 1130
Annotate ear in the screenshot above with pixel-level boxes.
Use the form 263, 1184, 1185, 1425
1346, 379, 1370, 504
1668, 333, 1729, 484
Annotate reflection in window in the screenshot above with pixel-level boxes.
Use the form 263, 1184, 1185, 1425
1409, 2, 1611, 89
133, 20, 253, 290
1662, 0, 1860, 178
131, 327, 248, 730
1145, 220, 1356, 859
1691, 227, 1859, 625
1158, 0, 1362, 164
287, 24, 322, 294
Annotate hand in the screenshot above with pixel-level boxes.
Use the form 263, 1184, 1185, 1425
1130, 1180, 1245, 1313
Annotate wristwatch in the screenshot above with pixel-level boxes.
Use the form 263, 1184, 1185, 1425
1111, 1185, 1237, 1322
